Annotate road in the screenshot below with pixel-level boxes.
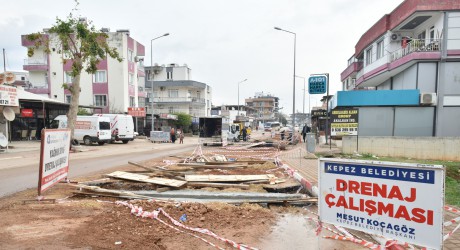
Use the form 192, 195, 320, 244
0, 139, 197, 198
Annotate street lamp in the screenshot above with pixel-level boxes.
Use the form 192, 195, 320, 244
150, 33, 169, 131
275, 26, 296, 143
237, 79, 247, 116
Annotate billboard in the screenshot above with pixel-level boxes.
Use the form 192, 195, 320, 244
0, 85, 18, 106
38, 129, 71, 195
319, 159, 444, 249
331, 108, 358, 136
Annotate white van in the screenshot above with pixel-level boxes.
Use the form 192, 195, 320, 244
51, 115, 111, 145
93, 114, 134, 144
270, 122, 281, 131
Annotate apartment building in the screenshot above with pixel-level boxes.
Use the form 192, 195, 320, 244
338, 0, 460, 136
22, 27, 146, 114
144, 63, 212, 128
245, 92, 280, 123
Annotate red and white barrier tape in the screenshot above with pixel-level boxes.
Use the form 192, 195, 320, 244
305, 216, 344, 237
444, 221, 460, 241
444, 216, 460, 227
445, 205, 460, 215
116, 201, 258, 250
323, 235, 380, 249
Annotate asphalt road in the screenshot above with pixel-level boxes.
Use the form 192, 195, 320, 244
0, 143, 196, 198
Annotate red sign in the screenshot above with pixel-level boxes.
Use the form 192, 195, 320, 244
128, 107, 146, 117
21, 109, 34, 117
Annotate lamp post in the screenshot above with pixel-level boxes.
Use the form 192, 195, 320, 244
275, 27, 296, 143
237, 79, 247, 116
150, 33, 169, 131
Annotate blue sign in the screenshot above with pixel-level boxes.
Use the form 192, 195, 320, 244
324, 162, 435, 184
309, 75, 327, 94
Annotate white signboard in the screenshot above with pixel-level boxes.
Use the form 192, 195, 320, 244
319, 158, 444, 249
38, 129, 71, 195
0, 85, 19, 106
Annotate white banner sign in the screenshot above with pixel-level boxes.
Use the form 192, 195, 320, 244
38, 129, 71, 195
0, 85, 19, 106
319, 159, 444, 249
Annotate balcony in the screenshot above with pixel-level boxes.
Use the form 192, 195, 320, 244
23, 58, 48, 71
389, 38, 441, 63
153, 97, 206, 104
340, 61, 363, 81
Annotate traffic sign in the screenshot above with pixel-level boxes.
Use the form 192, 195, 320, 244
308, 75, 327, 94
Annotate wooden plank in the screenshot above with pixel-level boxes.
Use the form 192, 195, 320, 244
239, 141, 266, 149
107, 171, 187, 187
204, 161, 266, 165
177, 163, 247, 169
187, 182, 250, 189
185, 174, 275, 182
128, 161, 187, 179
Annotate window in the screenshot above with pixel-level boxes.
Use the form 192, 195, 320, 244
64, 72, 73, 83
130, 97, 135, 107
127, 50, 134, 62
94, 95, 107, 106
418, 31, 426, 40
93, 71, 106, 83
66, 95, 72, 104
430, 26, 435, 42
129, 73, 134, 85
197, 91, 201, 99
366, 47, 373, 66
169, 107, 175, 113
168, 89, 178, 98
167, 71, 173, 80
376, 40, 384, 59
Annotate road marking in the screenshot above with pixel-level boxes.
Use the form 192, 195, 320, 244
0, 156, 23, 160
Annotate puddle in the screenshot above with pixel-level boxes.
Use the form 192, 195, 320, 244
258, 214, 362, 250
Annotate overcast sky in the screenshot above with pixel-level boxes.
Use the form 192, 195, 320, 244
1, 0, 403, 114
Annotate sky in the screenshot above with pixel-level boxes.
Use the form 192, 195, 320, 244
0, 0, 404, 114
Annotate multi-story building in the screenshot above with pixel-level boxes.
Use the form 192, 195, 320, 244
21, 27, 147, 114
245, 92, 280, 123
144, 63, 212, 130
338, 0, 460, 136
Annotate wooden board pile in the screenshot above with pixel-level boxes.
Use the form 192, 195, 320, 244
75, 146, 317, 205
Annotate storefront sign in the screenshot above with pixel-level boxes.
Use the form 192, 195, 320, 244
21, 108, 34, 117
312, 109, 327, 117
319, 159, 444, 249
0, 85, 18, 106
38, 129, 71, 195
160, 113, 178, 120
128, 107, 146, 117
331, 108, 358, 136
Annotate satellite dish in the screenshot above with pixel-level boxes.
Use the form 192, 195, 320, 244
3, 107, 15, 121
0, 133, 7, 147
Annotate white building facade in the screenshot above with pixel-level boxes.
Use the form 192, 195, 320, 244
145, 63, 212, 123
22, 28, 147, 114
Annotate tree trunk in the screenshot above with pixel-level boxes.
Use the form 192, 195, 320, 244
67, 72, 81, 140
